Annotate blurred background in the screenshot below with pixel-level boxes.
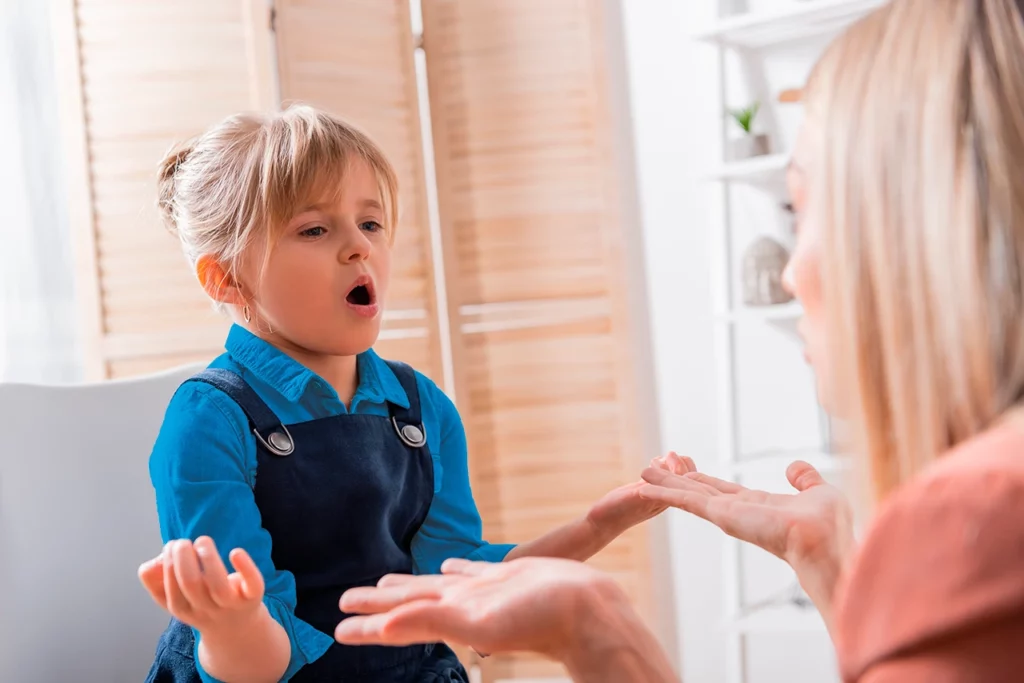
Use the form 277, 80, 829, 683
1, 0, 880, 681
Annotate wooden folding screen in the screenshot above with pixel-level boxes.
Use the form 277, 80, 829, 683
54, 0, 440, 380
52, 0, 267, 378
421, 1, 654, 678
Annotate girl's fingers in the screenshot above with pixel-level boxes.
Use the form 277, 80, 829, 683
138, 556, 168, 610
665, 451, 689, 475
163, 542, 192, 618
229, 548, 264, 602
194, 536, 234, 607
172, 540, 214, 612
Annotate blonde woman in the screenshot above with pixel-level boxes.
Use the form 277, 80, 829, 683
333, 0, 1024, 680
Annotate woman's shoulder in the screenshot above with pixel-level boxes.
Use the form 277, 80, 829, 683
834, 420, 1024, 680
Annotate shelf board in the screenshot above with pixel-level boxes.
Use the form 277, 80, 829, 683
729, 451, 848, 477
719, 301, 802, 323
729, 603, 827, 634
694, 0, 887, 49
705, 153, 788, 183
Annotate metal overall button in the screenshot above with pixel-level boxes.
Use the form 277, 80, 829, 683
392, 416, 427, 448
254, 425, 295, 456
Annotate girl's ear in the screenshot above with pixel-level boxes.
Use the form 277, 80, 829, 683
196, 255, 245, 306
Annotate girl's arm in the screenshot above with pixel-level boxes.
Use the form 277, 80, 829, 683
504, 478, 668, 562
411, 377, 669, 571
145, 384, 333, 682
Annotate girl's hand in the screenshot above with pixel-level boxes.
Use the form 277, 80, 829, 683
586, 452, 697, 537
138, 536, 266, 636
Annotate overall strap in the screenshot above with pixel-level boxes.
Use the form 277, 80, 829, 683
187, 369, 295, 457
383, 360, 427, 449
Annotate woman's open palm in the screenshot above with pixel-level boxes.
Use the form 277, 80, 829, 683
640, 461, 853, 568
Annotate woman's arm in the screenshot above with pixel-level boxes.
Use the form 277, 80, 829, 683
833, 458, 1024, 682
337, 557, 678, 683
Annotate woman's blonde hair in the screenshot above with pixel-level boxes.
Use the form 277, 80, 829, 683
804, 0, 1024, 500
157, 104, 399, 297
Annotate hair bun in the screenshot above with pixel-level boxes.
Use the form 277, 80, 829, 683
156, 140, 196, 236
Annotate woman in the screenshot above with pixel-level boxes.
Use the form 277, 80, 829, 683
333, 0, 1024, 680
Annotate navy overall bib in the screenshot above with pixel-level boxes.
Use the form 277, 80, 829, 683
145, 361, 467, 682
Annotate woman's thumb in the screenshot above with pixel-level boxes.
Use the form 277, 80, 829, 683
786, 460, 825, 491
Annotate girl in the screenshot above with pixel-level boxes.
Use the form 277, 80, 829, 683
136, 105, 683, 683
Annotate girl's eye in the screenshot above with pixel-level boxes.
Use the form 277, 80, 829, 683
360, 220, 384, 233
300, 226, 327, 238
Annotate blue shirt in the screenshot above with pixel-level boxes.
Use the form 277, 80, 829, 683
149, 324, 514, 682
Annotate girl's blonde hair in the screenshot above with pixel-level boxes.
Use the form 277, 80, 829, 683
805, 0, 1024, 501
157, 104, 399, 294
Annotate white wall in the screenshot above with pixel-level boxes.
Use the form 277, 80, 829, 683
617, 1, 728, 680
617, 1, 840, 681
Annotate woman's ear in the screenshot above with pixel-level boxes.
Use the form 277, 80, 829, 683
196, 255, 245, 306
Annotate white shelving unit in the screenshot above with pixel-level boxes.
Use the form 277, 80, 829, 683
704, 152, 788, 183
699, 2, 880, 682
694, 0, 886, 48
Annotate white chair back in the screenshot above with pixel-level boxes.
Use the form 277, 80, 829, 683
0, 364, 204, 682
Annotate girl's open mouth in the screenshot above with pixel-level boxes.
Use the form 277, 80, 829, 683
345, 276, 379, 318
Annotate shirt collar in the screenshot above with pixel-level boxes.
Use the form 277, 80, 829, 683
225, 324, 410, 409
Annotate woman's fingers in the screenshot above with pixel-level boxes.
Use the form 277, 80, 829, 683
638, 484, 713, 518
341, 576, 450, 614
193, 536, 233, 607
229, 548, 264, 602
440, 558, 494, 577
786, 460, 826, 491
682, 471, 746, 495
336, 601, 468, 648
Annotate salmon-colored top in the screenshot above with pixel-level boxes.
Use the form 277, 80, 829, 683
833, 420, 1024, 682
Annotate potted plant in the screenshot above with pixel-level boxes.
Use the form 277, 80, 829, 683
727, 101, 771, 160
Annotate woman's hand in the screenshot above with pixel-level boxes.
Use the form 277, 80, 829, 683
336, 558, 678, 682
138, 536, 266, 635
640, 461, 854, 630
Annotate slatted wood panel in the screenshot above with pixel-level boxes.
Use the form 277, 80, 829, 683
273, 0, 442, 382
53, 0, 272, 379
422, 0, 654, 678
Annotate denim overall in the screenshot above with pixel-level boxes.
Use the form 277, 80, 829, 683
145, 361, 467, 683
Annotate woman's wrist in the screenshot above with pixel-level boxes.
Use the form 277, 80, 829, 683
788, 522, 855, 636
559, 577, 677, 683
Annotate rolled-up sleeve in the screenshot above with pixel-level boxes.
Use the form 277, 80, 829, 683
410, 376, 516, 575
149, 383, 333, 682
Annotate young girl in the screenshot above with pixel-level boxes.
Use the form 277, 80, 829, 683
137, 105, 681, 683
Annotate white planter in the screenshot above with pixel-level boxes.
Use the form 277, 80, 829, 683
729, 133, 771, 160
